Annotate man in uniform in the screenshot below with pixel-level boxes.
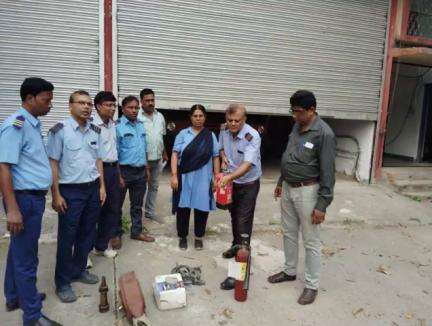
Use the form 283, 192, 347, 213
48, 90, 106, 303
91, 91, 119, 258
112, 95, 155, 245
138, 88, 167, 224
268, 90, 336, 305
218, 103, 261, 290
0, 77, 61, 325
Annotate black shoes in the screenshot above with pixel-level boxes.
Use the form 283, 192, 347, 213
220, 277, 236, 290
194, 239, 203, 250
267, 271, 297, 284
222, 245, 239, 259
6, 293, 46, 312
28, 314, 62, 326
179, 237, 188, 250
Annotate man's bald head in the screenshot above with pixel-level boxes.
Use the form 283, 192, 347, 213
225, 103, 247, 135
226, 103, 247, 118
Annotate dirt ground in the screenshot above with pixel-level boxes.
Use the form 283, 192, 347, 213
1, 171, 432, 326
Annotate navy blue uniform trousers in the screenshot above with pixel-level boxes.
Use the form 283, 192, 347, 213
95, 165, 120, 251
116, 165, 147, 237
55, 180, 100, 290
4, 192, 45, 324
230, 179, 260, 246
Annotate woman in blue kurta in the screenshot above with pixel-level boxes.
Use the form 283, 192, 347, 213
171, 104, 220, 250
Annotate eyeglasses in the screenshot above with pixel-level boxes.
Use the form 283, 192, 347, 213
290, 107, 307, 114
101, 102, 116, 108
72, 101, 93, 107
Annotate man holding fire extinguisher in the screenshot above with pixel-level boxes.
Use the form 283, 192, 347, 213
217, 103, 261, 291
268, 90, 336, 305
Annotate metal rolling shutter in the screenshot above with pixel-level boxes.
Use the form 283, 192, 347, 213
0, 0, 99, 134
117, 0, 388, 120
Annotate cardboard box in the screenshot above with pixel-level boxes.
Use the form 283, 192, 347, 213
153, 273, 186, 310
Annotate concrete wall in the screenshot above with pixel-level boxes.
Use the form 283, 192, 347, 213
325, 119, 376, 182
384, 64, 432, 159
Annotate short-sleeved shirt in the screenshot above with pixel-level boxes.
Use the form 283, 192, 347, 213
116, 115, 147, 167
92, 113, 118, 163
138, 109, 166, 161
47, 117, 102, 184
173, 127, 219, 212
0, 107, 52, 190
219, 123, 262, 184
278, 115, 336, 212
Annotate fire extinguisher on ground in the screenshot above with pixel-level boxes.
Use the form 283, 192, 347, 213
234, 234, 251, 302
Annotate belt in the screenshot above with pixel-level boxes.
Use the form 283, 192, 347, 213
60, 178, 99, 188
287, 178, 319, 188
233, 179, 260, 187
103, 161, 118, 167
14, 189, 48, 196
119, 164, 145, 170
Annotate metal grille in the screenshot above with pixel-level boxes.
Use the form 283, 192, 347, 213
0, 0, 100, 135
117, 0, 388, 120
408, 0, 432, 39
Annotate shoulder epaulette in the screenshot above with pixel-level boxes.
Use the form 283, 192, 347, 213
90, 123, 101, 134
245, 132, 253, 141
12, 115, 25, 129
49, 122, 64, 134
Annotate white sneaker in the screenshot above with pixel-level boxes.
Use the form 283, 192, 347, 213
103, 248, 118, 258
94, 248, 117, 258
86, 257, 93, 269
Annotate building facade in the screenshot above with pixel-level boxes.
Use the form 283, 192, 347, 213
1, 0, 399, 181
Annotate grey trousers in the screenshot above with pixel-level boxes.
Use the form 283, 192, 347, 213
145, 159, 160, 218
281, 181, 321, 290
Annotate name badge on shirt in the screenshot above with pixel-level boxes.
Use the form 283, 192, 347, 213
304, 142, 314, 149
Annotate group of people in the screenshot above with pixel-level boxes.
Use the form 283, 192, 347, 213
0, 77, 335, 326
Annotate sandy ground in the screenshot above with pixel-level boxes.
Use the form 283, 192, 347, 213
1, 171, 432, 326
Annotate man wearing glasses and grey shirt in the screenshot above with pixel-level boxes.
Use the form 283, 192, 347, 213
138, 88, 168, 224
268, 90, 336, 306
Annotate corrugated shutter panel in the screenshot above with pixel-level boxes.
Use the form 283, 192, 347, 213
0, 0, 99, 134
117, 0, 388, 120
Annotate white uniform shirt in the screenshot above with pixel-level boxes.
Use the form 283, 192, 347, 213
92, 112, 118, 163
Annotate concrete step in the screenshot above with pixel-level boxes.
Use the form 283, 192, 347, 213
400, 191, 432, 201
392, 179, 432, 192
383, 167, 432, 181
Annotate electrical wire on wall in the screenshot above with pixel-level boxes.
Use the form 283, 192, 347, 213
335, 135, 361, 181
384, 64, 432, 146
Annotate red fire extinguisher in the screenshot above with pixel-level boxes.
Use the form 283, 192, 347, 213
234, 234, 251, 302
215, 172, 233, 210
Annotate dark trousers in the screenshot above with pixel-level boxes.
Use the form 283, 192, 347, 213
4, 193, 45, 324
176, 207, 209, 238
229, 179, 260, 246
117, 165, 147, 237
95, 165, 120, 251
55, 181, 100, 290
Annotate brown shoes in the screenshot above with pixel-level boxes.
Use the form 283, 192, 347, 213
297, 288, 318, 305
267, 271, 296, 283
268, 272, 317, 305
110, 236, 122, 250
131, 233, 155, 242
